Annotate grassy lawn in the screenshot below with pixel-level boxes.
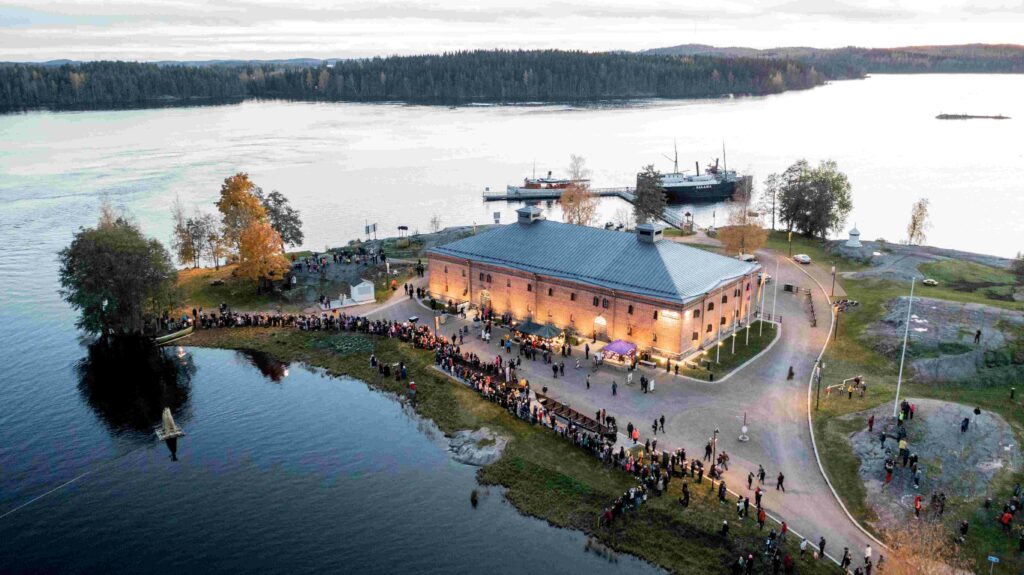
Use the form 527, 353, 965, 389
679, 321, 779, 382
918, 260, 1023, 311
176, 265, 299, 312
808, 272, 1024, 572
764, 231, 870, 272
185, 326, 833, 574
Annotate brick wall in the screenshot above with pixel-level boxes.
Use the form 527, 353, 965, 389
428, 253, 758, 358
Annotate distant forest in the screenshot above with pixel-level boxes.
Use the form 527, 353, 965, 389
2, 45, 1020, 113
645, 44, 1024, 77
0, 50, 828, 112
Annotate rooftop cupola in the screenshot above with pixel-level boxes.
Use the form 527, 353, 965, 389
517, 205, 545, 225
635, 222, 665, 244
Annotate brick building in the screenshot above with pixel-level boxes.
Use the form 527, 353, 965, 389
426, 206, 761, 358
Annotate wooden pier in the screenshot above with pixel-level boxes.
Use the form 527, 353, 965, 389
483, 186, 685, 229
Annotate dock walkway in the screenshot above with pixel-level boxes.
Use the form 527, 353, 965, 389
483, 187, 685, 229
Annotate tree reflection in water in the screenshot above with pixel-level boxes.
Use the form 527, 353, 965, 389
77, 338, 195, 444
236, 350, 290, 383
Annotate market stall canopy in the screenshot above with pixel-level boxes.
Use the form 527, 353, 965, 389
515, 320, 544, 336
603, 340, 637, 356
536, 323, 562, 339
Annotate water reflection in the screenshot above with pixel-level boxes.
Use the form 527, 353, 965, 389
76, 338, 195, 440
236, 349, 290, 382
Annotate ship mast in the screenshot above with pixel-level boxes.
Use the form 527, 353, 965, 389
662, 139, 679, 173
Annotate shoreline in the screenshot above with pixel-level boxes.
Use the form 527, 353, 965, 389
181, 325, 833, 574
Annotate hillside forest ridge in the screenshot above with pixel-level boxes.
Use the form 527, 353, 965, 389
1, 44, 1021, 112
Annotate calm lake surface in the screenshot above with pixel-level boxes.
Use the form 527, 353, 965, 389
0, 73, 1020, 572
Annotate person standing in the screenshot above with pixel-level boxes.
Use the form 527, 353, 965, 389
818, 537, 826, 560
585, 342, 590, 359
660, 414, 665, 433
840, 548, 851, 570
747, 471, 754, 490
864, 544, 872, 564
757, 507, 766, 530
776, 472, 785, 492
868, 414, 875, 432
612, 381, 617, 396
586, 374, 591, 389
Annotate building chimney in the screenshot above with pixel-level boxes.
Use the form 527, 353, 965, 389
516, 205, 545, 225
635, 222, 664, 244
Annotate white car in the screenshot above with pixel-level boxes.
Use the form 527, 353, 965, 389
737, 253, 758, 263
793, 254, 812, 264
922, 278, 939, 286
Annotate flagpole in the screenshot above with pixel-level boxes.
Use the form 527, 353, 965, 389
893, 277, 915, 417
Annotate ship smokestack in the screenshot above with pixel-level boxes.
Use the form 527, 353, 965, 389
695, 161, 700, 175
547, 170, 552, 178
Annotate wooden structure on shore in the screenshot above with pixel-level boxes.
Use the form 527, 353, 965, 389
534, 392, 617, 440
154, 325, 193, 346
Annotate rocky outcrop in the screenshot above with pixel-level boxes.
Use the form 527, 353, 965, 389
449, 427, 508, 466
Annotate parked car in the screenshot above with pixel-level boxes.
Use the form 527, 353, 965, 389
922, 278, 939, 286
737, 253, 757, 262
757, 273, 773, 284
793, 254, 812, 264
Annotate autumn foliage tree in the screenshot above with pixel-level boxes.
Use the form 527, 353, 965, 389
216, 173, 267, 253
237, 220, 290, 293
718, 178, 768, 256
560, 154, 597, 227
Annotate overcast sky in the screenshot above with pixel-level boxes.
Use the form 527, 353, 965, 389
1, 0, 1021, 62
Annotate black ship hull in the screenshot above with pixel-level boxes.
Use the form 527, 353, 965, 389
662, 179, 738, 203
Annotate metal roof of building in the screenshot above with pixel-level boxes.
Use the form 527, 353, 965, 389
427, 219, 759, 305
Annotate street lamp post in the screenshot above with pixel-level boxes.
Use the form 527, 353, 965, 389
731, 332, 736, 355
712, 427, 720, 462
831, 263, 837, 297
716, 341, 722, 363
814, 360, 824, 410
788, 231, 793, 257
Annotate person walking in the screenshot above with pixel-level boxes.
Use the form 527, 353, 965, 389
612, 381, 617, 396
660, 414, 665, 433
868, 414, 875, 432
627, 421, 633, 439
754, 487, 762, 508
840, 548, 851, 569
585, 343, 590, 359
652, 419, 658, 436
679, 482, 690, 507
586, 374, 591, 390
864, 544, 872, 565
818, 537, 826, 560
757, 507, 766, 530
758, 464, 766, 484
799, 538, 808, 557
747, 471, 754, 490
776, 472, 785, 492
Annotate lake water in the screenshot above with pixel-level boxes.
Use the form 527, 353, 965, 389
0, 347, 657, 573
0, 73, 1021, 572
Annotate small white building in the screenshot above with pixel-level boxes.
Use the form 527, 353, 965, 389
350, 279, 375, 304
845, 226, 862, 248
328, 279, 377, 309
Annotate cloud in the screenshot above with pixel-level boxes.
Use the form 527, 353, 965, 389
0, 0, 1020, 61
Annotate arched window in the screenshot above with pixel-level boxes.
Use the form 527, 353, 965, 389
602, 298, 609, 309
693, 309, 701, 319
721, 295, 728, 304
527, 284, 533, 292
547, 287, 553, 297
627, 304, 634, 315
706, 323, 713, 333
707, 302, 715, 311
593, 296, 599, 307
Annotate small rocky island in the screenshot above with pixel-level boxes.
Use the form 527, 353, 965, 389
936, 113, 1010, 120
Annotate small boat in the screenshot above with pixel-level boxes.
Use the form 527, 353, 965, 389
155, 407, 185, 441
154, 325, 193, 346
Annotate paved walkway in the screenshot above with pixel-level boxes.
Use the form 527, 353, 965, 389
369, 249, 873, 561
